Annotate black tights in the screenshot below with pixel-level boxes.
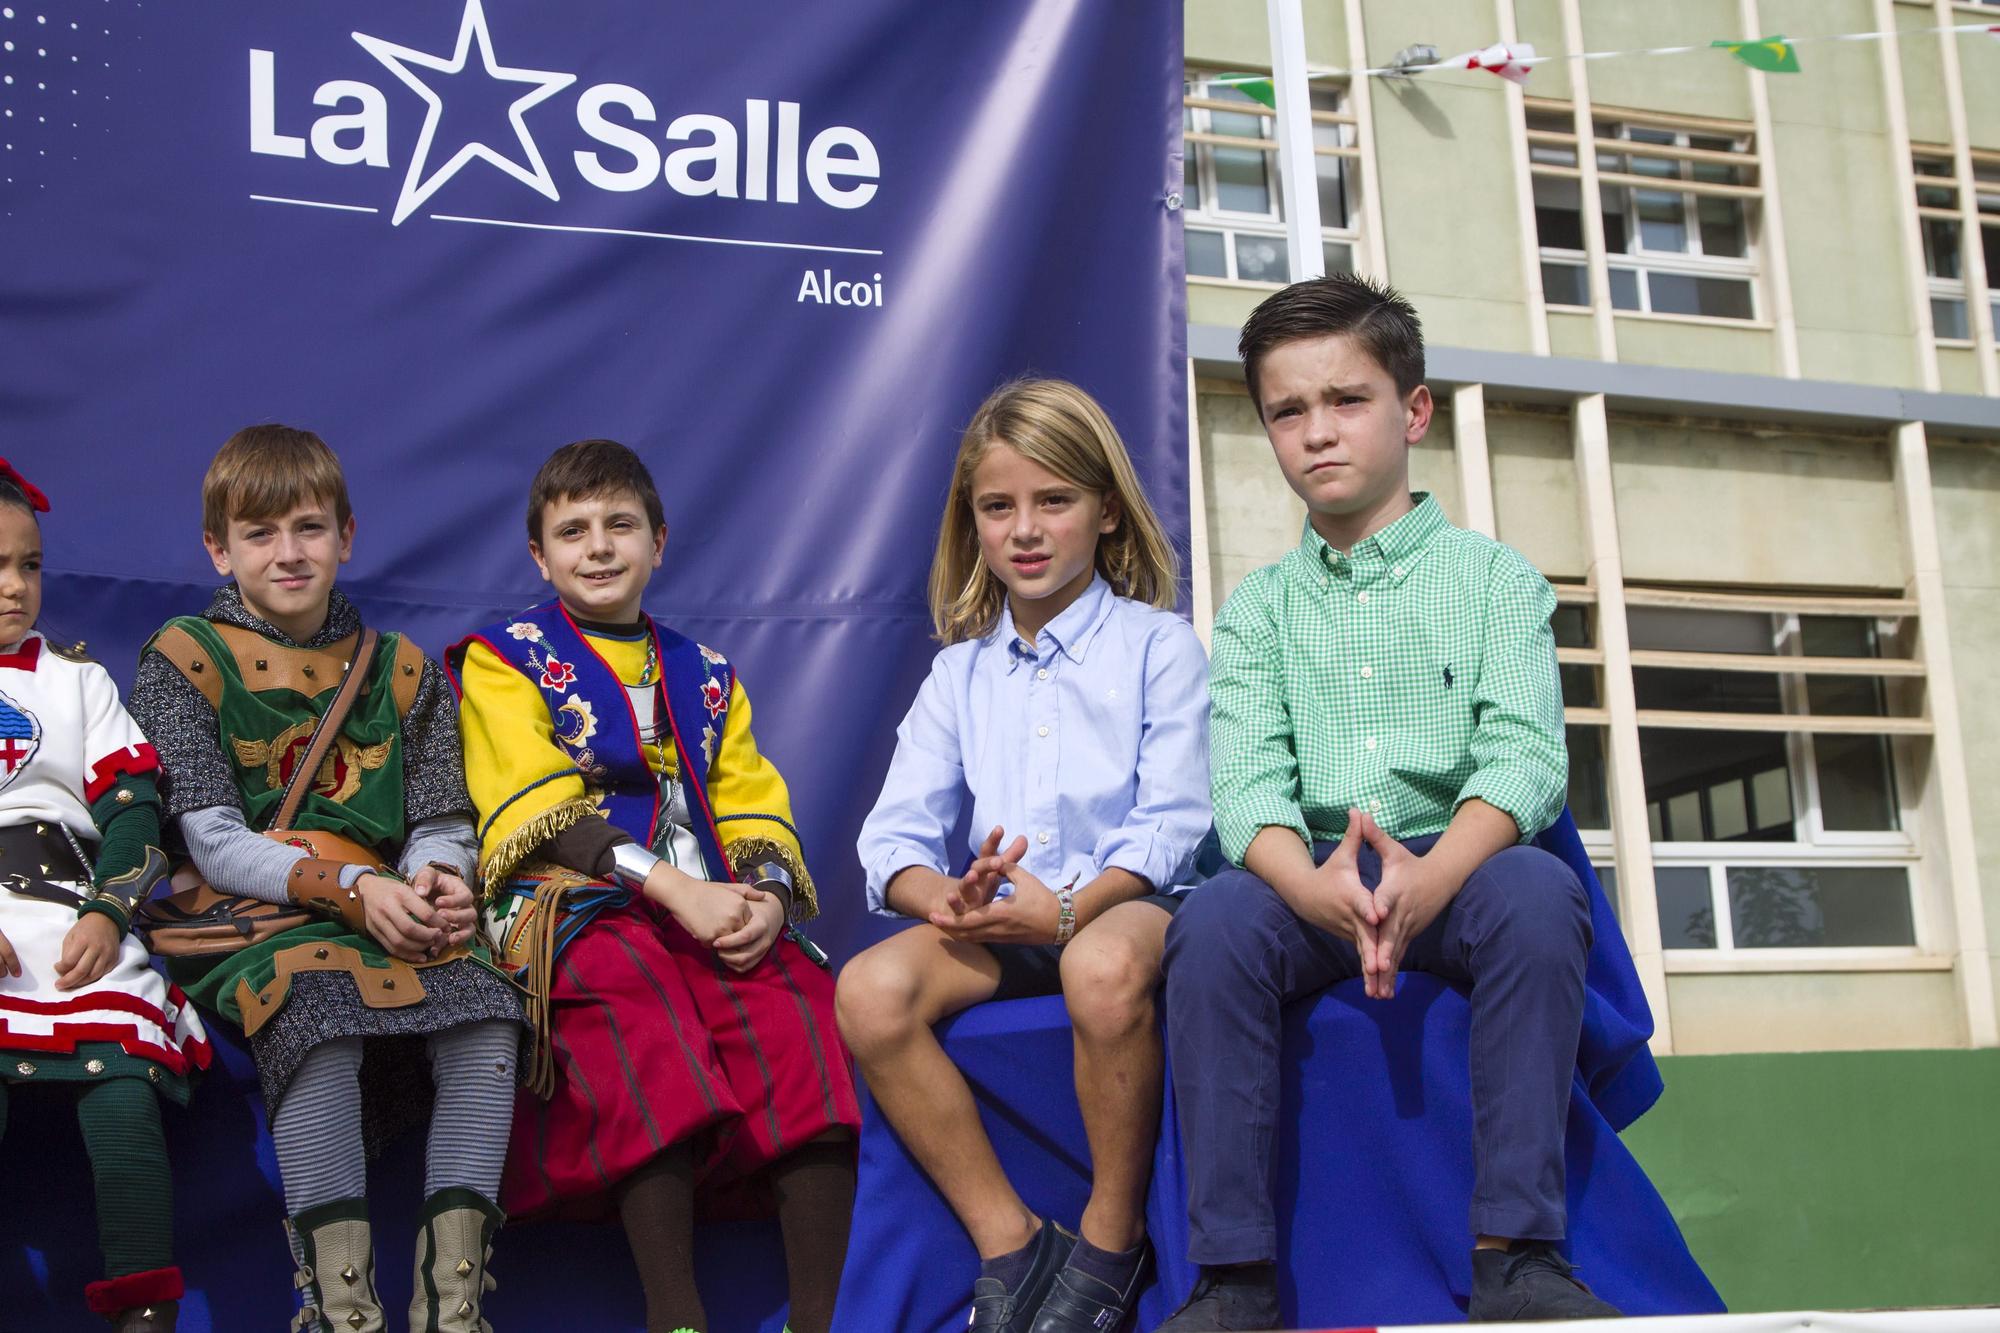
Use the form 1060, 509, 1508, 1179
616, 1132, 855, 1333
769, 1132, 856, 1333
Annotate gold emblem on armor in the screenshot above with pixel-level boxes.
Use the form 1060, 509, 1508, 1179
233, 721, 390, 802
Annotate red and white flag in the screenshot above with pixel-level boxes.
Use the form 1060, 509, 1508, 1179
1437, 41, 1538, 84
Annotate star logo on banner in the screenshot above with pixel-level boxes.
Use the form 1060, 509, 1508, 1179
352, 0, 576, 226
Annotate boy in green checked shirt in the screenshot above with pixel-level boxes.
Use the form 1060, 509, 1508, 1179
1156, 275, 1619, 1329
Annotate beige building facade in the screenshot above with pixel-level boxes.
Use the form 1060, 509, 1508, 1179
1181, 0, 2000, 1055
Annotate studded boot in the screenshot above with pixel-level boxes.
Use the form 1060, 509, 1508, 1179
83, 1266, 184, 1332
288, 1199, 385, 1333
111, 1302, 178, 1332
407, 1188, 504, 1333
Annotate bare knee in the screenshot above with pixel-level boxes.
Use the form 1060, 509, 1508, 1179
1061, 926, 1161, 1037
834, 946, 926, 1054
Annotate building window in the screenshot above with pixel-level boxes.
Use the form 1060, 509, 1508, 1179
1551, 591, 1611, 832
1182, 69, 1360, 285
1912, 146, 2000, 344
1623, 589, 1924, 953
1526, 101, 1761, 321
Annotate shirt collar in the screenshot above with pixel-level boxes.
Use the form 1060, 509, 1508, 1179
206, 583, 361, 648
993, 575, 1116, 667
1299, 493, 1445, 584
0, 633, 42, 671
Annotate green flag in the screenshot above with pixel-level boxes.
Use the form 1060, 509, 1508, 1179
1712, 35, 1800, 73
1234, 77, 1276, 109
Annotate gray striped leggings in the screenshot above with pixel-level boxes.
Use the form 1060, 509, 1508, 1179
270, 1020, 518, 1215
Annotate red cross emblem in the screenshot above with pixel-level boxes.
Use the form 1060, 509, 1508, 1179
0, 737, 28, 774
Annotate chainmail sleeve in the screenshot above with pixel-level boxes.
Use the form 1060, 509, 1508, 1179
126, 647, 244, 820
401, 655, 476, 826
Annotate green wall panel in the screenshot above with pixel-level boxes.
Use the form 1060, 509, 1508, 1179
1627, 1050, 2000, 1311
1575, 0, 1753, 122
1897, 7, 1951, 148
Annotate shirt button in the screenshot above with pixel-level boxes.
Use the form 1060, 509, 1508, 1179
1360, 665, 1374, 680
1393, 566, 1405, 578
1365, 737, 1377, 751
1036, 668, 1049, 680
1370, 799, 1383, 813
1357, 591, 1369, 605
1037, 725, 1050, 737
1037, 831, 1050, 845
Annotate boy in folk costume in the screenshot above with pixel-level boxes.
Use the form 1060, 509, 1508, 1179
0, 460, 210, 1332
126, 426, 523, 1333
449, 438, 859, 1333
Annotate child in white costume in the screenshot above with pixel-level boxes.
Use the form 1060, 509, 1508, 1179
0, 459, 210, 1332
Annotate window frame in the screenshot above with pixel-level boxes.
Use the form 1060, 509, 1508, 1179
1911, 145, 2000, 349
1526, 100, 1765, 324
1612, 589, 1931, 960
1181, 67, 1363, 288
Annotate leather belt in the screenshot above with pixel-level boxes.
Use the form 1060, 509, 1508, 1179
0, 820, 97, 907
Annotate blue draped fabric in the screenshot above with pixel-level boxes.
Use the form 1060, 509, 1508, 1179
832, 812, 1723, 1331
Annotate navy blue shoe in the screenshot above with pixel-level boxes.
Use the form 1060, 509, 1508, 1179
1469, 1243, 1622, 1321
1027, 1239, 1150, 1333
1153, 1266, 1281, 1332
968, 1222, 1078, 1333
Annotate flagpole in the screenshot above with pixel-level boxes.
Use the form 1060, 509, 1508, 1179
1266, 0, 1326, 281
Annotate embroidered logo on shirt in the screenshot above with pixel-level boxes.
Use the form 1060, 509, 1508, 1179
0, 689, 41, 789
1443, 665, 1455, 690
232, 721, 390, 802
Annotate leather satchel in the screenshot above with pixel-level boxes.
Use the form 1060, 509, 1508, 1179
138, 630, 386, 957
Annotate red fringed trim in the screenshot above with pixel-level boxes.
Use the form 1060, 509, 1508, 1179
83, 742, 160, 804
83, 1265, 183, 1314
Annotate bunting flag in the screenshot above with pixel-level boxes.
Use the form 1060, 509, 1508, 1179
1236, 77, 1277, 109
1712, 35, 1802, 72
1191, 18, 1992, 88
1439, 41, 1538, 84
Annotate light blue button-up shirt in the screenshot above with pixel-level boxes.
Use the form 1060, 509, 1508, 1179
858, 577, 1213, 917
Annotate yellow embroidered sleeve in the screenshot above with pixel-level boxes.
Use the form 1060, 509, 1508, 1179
706, 674, 818, 920
457, 639, 596, 892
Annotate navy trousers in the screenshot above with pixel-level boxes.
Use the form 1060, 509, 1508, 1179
1162, 835, 1593, 1265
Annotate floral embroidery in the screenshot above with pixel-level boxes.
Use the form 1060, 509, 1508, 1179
506, 621, 544, 642
700, 677, 726, 718
538, 654, 577, 693
555, 696, 598, 748
700, 724, 717, 769
698, 643, 727, 667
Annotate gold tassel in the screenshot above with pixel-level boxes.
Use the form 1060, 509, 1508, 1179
479, 797, 599, 895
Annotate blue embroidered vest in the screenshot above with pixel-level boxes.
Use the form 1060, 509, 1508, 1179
460, 599, 739, 882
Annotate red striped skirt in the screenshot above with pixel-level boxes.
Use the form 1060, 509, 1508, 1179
501, 898, 859, 1220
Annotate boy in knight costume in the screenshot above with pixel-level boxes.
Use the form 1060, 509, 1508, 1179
0, 460, 210, 1332
448, 438, 859, 1333
125, 425, 523, 1333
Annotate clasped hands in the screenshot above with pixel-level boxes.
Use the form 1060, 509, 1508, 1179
925, 826, 1062, 945
356, 864, 480, 963
1296, 808, 1456, 1000
642, 864, 785, 973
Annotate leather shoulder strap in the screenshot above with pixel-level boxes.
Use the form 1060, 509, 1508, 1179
391, 635, 426, 718
150, 624, 223, 712
270, 628, 379, 832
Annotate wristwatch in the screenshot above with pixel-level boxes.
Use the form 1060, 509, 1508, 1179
1053, 880, 1079, 945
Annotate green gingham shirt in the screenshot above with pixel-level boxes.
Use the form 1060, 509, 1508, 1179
1209, 493, 1567, 864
